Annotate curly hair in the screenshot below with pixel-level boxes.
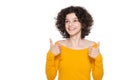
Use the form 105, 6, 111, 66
55, 6, 93, 39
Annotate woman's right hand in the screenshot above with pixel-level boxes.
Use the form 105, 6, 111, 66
49, 39, 61, 56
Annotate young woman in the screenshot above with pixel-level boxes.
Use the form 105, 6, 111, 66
45, 6, 104, 80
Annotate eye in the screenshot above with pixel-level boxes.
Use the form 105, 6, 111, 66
74, 19, 79, 22
65, 20, 69, 23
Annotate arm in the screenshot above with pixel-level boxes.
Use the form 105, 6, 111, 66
91, 54, 104, 80
45, 50, 60, 80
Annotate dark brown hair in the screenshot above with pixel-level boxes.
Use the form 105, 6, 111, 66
55, 6, 93, 38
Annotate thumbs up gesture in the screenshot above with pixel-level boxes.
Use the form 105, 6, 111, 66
88, 42, 100, 59
49, 39, 61, 56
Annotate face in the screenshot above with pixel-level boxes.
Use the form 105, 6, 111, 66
65, 13, 82, 37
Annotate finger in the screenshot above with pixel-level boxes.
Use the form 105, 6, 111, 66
57, 43, 62, 47
88, 46, 93, 53
49, 38, 54, 47
88, 46, 93, 50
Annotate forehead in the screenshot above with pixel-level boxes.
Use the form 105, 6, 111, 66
66, 13, 78, 19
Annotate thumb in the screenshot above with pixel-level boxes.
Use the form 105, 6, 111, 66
49, 38, 54, 47
97, 41, 100, 48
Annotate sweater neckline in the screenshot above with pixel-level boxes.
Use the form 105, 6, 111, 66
61, 45, 88, 51
61, 42, 96, 51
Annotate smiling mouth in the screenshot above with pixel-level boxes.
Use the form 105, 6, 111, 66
68, 28, 76, 31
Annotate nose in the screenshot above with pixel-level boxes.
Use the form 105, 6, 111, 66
69, 22, 73, 26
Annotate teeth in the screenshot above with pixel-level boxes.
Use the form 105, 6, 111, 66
69, 28, 75, 30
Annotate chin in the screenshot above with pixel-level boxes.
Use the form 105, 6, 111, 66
68, 32, 80, 36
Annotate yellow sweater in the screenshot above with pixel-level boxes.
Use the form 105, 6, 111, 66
46, 43, 104, 80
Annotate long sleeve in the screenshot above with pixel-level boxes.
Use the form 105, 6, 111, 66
91, 54, 104, 80
45, 50, 60, 80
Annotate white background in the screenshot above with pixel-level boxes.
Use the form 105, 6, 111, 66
0, 0, 120, 80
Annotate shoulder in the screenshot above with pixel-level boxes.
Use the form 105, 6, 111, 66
83, 39, 96, 47
55, 39, 68, 46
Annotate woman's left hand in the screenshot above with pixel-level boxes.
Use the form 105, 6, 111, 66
88, 42, 100, 59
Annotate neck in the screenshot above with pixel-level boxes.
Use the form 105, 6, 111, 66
69, 35, 83, 47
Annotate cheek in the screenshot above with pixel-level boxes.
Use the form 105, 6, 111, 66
77, 24, 82, 29
65, 24, 68, 29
